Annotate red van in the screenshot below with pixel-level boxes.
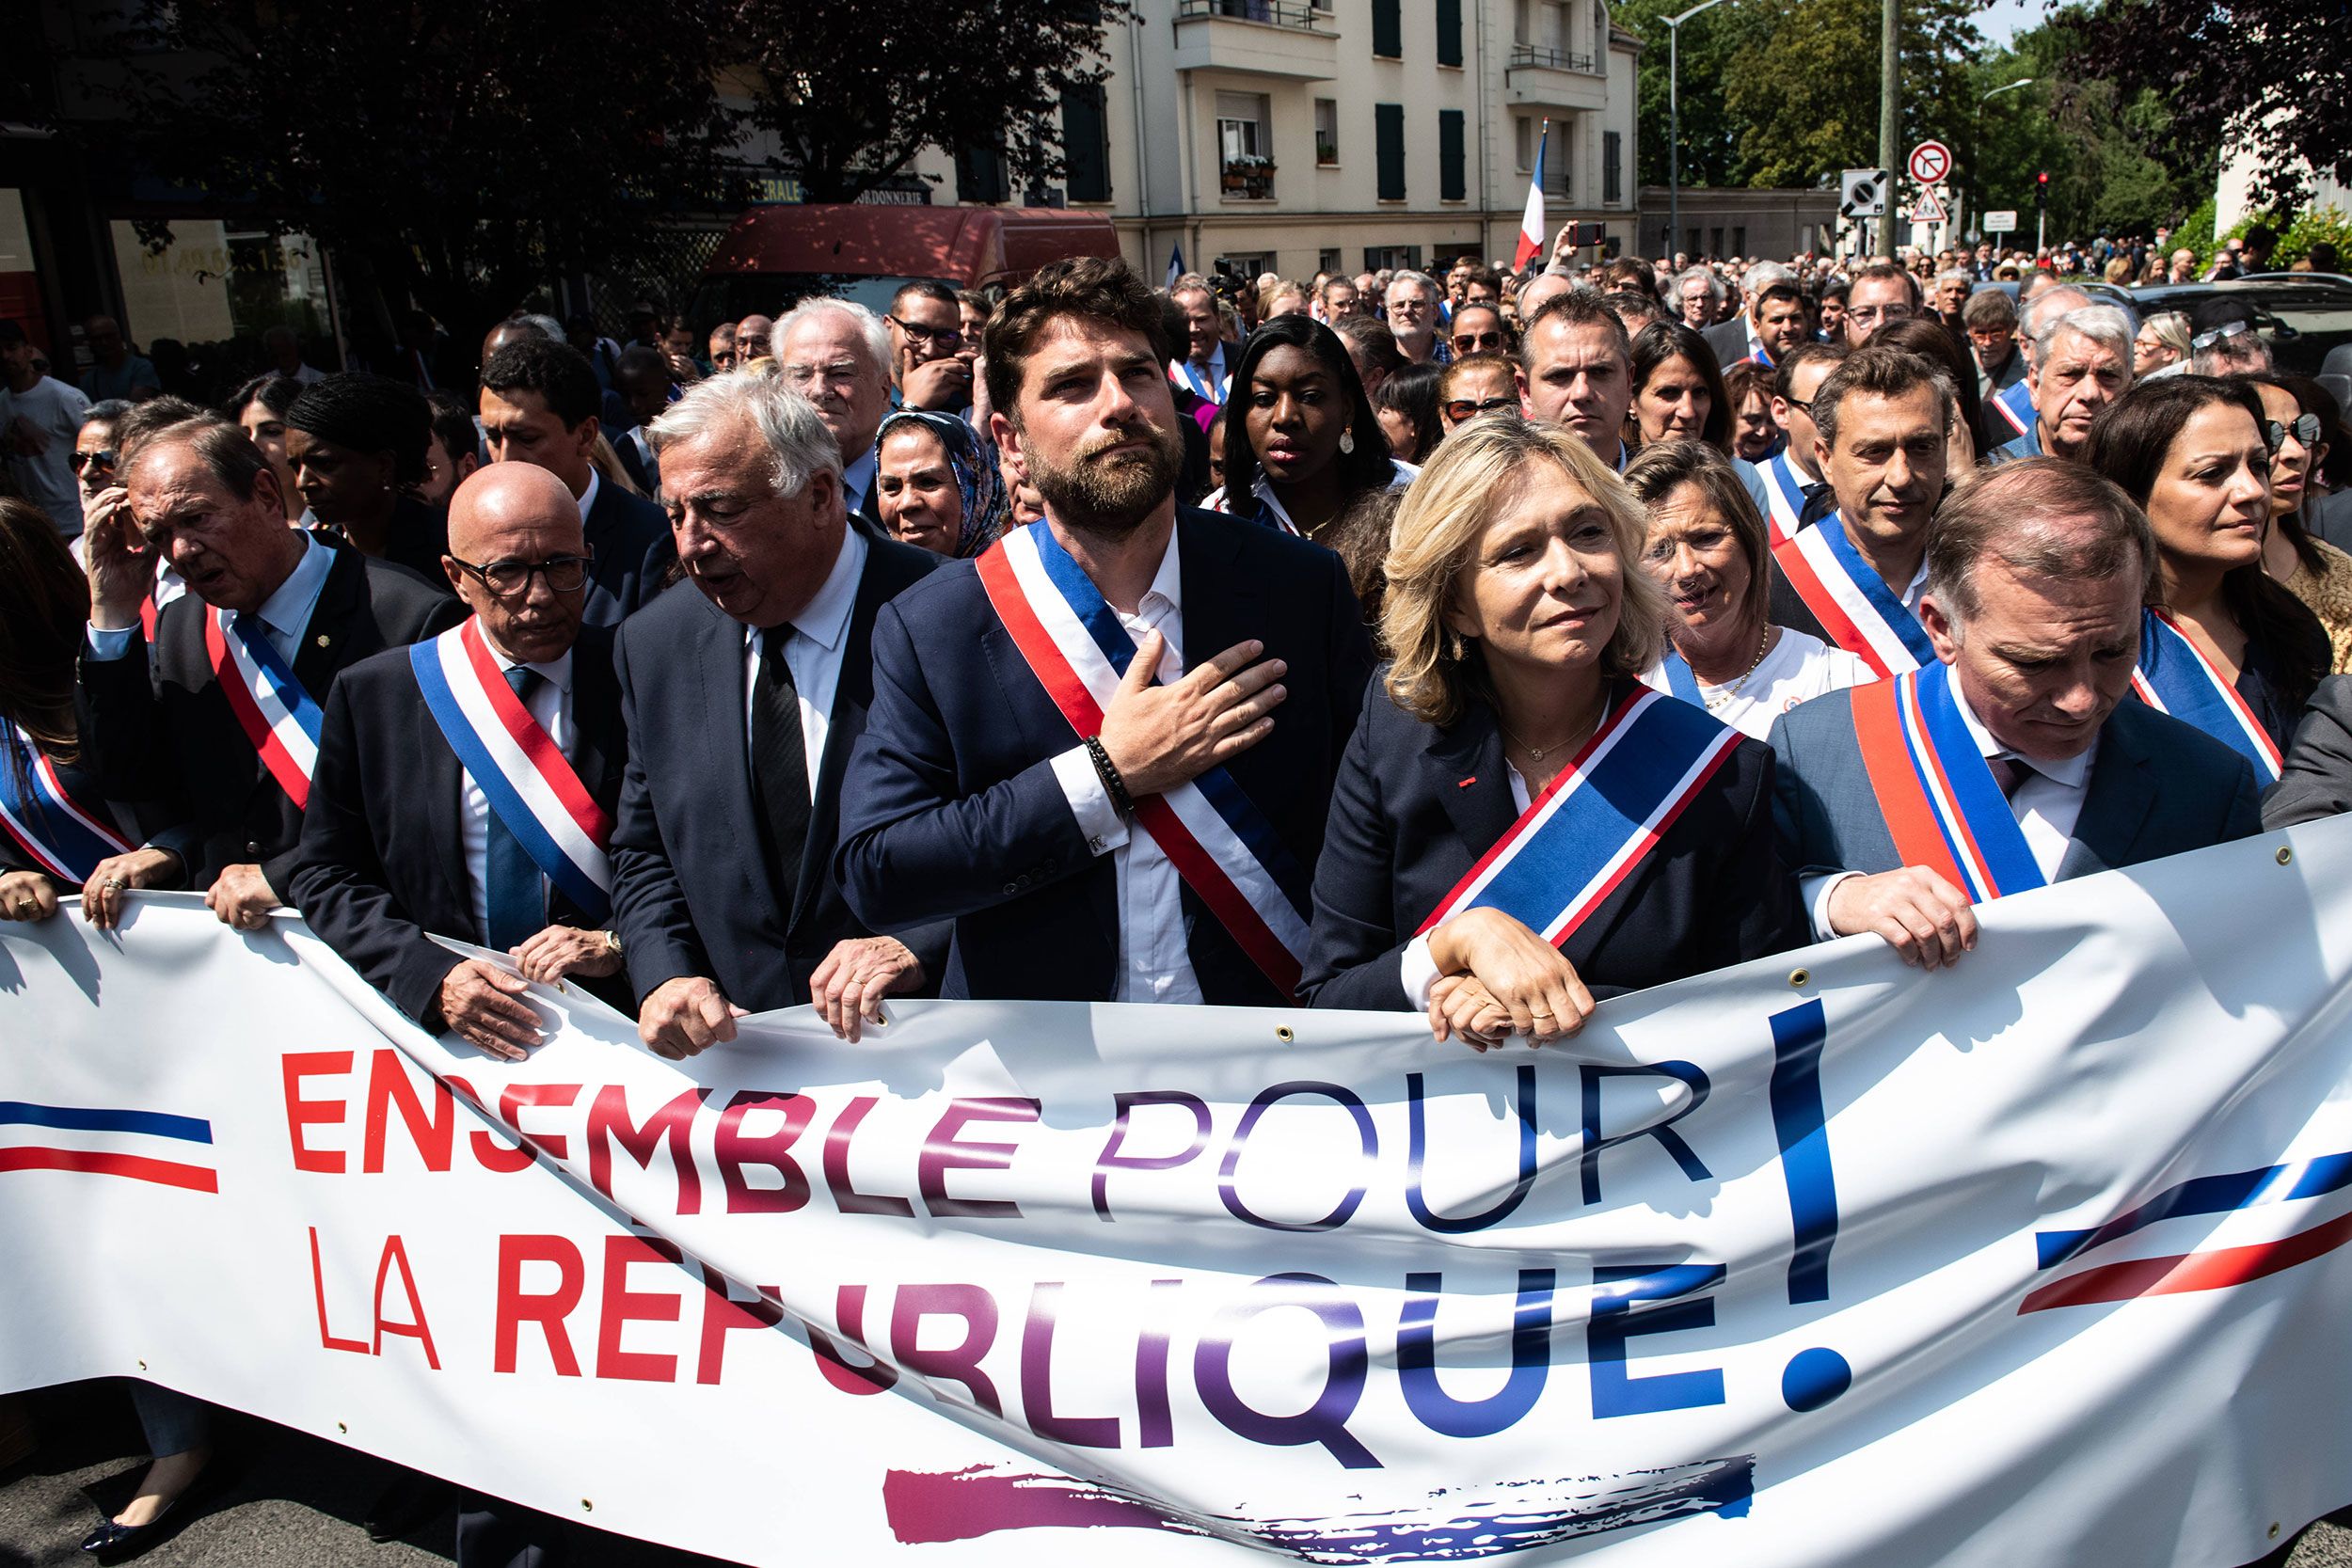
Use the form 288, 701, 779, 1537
689, 204, 1120, 325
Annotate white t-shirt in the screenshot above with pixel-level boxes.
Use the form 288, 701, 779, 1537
1640, 626, 1873, 741
0, 374, 92, 537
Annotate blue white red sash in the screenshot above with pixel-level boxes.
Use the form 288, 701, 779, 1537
1757, 451, 1810, 545
0, 726, 135, 883
1168, 356, 1228, 404
1658, 651, 1706, 706
1747, 339, 1774, 369
1772, 519, 1934, 679
205, 607, 324, 811
1849, 661, 2044, 904
1992, 377, 2033, 439
1416, 687, 1743, 946
973, 521, 1312, 999
409, 620, 613, 922
2130, 608, 2283, 784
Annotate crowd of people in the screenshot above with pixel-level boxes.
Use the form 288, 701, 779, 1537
6, 218, 2352, 1567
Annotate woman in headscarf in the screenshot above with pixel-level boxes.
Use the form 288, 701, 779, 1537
284, 372, 451, 586
872, 409, 1009, 559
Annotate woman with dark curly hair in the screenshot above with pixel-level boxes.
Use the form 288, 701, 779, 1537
285, 372, 451, 586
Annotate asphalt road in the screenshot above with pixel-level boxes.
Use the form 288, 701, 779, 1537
4, 1381, 2350, 1566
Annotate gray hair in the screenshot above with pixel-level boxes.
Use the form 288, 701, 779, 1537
1936, 268, 1972, 289
2018, 286, 2090, 346
1388, 268, 1438, 298
1744, 261, 1796, 298
1674, 266, 1727, 305
645, 369, 842, 499
2033, 305, 2136, 372
517, 313, 565, 342
2192, 332, 2274, 377
772, 296, 891, 379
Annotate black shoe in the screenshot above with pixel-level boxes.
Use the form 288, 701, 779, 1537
365, 1469, 454, 1543
79, 1498, 180, 1563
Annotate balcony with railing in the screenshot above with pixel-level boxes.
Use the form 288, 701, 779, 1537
1506, 40, 1606, 111
1173, 0, 1341, 79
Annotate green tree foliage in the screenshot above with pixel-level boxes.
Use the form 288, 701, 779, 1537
729, 0, 1129, 203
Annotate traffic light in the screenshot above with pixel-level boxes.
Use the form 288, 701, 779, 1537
2035, 170, 2049, 208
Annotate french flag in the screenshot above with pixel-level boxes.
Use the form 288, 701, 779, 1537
0, 1101, 218, 1194
1513, 119, 1550, 271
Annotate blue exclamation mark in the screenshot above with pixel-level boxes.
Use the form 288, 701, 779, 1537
1769, 999, 1851, 1412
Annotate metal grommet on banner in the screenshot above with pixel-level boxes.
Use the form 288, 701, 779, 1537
1275, 1024, 1295, 1043
1788, 968, 1811, 989
2270, 1523, 2282, 1540
2277, 846, 2295, 865
581, 1499, 595, 1513
337, 1421, 347, 1434
135, 1359, 147, 1371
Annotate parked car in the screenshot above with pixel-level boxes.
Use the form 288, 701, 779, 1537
688, 204, 1121, 330
2126, 277, 2352, 378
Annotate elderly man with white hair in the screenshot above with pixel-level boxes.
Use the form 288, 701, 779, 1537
610, 370, 946, 1056
1704, 260, 1809, 370
771, 295, 896, 531
1385, 268, 1445, 364
1991, 305, 2136, 465
1987, 283, 2103, 442
1673, 265, 1726, 329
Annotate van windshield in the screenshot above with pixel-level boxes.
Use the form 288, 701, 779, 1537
687, 274, 961, 330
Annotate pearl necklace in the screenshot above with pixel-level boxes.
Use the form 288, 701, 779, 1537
1690, 623, 1773, 710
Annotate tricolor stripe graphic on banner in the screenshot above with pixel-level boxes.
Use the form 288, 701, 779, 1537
0, 1101, 217, 1194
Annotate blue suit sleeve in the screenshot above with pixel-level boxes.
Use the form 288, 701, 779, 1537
1300, 689, 1413, 1011
607, 621, 717, 1004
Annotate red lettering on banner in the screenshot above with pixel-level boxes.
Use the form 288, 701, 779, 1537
443, 1074, 537, 1174
363, 1050, 453, 1173
499, 1083, 581, 1160
695, 1268, 786, 1386
714, 1089, 816, 1214
824, 1095, 915, 1216
282, 1052, 352, 1173
371, 1235, 440, 1370
808, 1283, 899, 1396
919, 1098, 1041, 1219
586, 1086, 707, 1214
494, 1234, 584, 1375
309, 1227, 370, 1353
596, 1235, 686, 1383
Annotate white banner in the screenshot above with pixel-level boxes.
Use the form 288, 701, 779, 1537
8, 821, 2352, 1566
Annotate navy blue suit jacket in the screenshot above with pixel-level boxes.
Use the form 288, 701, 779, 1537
834, 508, 1377, 1005
583, 479, 676, 626
1767, 683, 2263, 883
610, 534, 947, 1013
1301, 676, 1804, 1012
78, 541, 464, 891
291, 626, 628, 1023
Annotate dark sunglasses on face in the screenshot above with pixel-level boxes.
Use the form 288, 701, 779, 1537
1452, 329, 1506, 353
1444, 396, 1520, 422
2267, 413, 2323, 451
71, 449, 117, 472
2190, 320, 2254, 351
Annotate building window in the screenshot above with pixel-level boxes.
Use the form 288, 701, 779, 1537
1216, 91, 1275, 199
1709, 227, 1724, 258
1373, 0, 1402, 57
1319, 247, 1343, 275
1513, 0, 1531, 42
1515, 116, 1532, 173
1314, 98, 1339, 166
956, 138, 1009, 204
1436, 0, 1463, 65
1603, 129, 1623, 204
1438, 110, 1466, 201
1732, 225, 1748, 257
1061, 84, 1112, 203
1217, 253, 1271, 281
1366, 245, 1422, 271
1552, 119, 1571, 197
1375, 103, 1406, 200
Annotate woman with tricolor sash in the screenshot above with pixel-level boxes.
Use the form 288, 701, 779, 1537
1200, 314, 1416, 543
1299, 420, 1804, 1042
2089, 377, 2328, 784
0, 499, 175, 927
1625, 440, 1870, 741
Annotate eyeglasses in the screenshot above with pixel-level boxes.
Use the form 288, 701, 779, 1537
2190, 320, 2255, 352
1846, 304, 1913, 326
1782, 397, 1814, 418
448, 553, 592, 598
1451, 330, 1506, 353
1443, 396, 1520, 422
70, 449, 117, 472
886, 315, 964, 351
782, 360, 866, 389
2267, 413, 2323, 451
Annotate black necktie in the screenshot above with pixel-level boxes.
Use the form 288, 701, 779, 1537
1799, 482, 1836, 528
750, 628, 811, 887
1988, 754, 2026, 802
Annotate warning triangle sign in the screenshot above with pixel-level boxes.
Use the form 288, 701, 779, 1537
1911, 189, 1947, 224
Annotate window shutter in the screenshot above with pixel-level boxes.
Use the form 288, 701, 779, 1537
1375, 104, 1406, 199
1436, 0, 1463, 65
1439, 110, 1466, 200
1061, 85, 1111, 203
1373, 0, 1402, 57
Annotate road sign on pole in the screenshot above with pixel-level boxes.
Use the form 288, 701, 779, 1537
1840, 167, 1888, 219
1984, 210, 2018, 234
1911, 189, 1947, 225
1907, 140, 1953, 186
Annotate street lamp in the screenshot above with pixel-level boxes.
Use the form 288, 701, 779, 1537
1979, 77, 2035, 102
1667, 0, 1735, 263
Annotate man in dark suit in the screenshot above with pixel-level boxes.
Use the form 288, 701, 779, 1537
2264, 676, 2352, 828
611, 371, 946, 1056
835, 256, 1375, 1006
479, 336, 674, 626
294, 463, 628, 1043
1770, 460, 2261, 968
1703, 273, 1810, 371
80, 412, 461, 929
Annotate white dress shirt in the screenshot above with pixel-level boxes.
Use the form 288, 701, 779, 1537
742, 525, 867, 798
460, 639, 575, 940
1803, 669, 2097, 938
85, 531, 334, 666
1045, 526, 1203, 1005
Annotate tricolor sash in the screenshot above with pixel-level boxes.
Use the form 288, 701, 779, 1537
1992, 377, 2033, 439
1169, 357, 1228, 404
1849, 661, 2045, 904
1748, 341, 1774, 370
973, 522, 1312, 999
1415, 687, 1743, 946
1757, 451, 1810, 545
2130, 608, 2283, 784
1658, 651, 1706, 706
1772, 519, 1934, 678
205, 608, 324, 811
0, 726, 135, 883
409, 621, 614, 922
